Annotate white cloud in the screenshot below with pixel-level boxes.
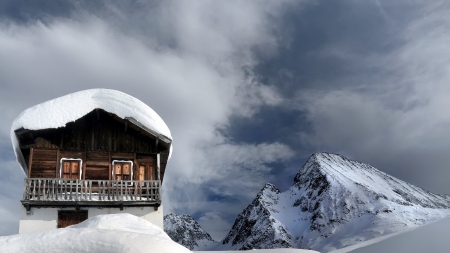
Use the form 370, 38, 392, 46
297, 1, 450, 193
0, 0, 297, 237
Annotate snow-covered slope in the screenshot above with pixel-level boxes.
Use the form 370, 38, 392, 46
333, 216, 450, 253
11, 89, 173, 175
0, 213, 191, 253
198, 249, 319, 253
164, 213, 217, 250
222, 152, 450, 252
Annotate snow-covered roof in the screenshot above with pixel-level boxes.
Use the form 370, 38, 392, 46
11, 89, 172, 175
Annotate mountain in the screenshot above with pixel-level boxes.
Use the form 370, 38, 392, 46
164, 213, 217, 250
222, 152, 450, 252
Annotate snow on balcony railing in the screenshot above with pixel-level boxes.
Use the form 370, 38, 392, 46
23, 178, 161, 202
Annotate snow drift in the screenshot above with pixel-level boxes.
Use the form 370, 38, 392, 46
10, 89, 173, 175
0, 213, 190, 253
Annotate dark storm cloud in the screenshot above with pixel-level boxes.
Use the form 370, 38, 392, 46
294, 1, 450, 194
225, 0, 450, 197
0, 0, 73, 23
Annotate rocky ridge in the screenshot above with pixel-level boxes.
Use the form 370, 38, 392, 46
221, 152, 450, 252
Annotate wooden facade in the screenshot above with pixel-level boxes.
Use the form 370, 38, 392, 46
15, 109, 170, 183
17, 109, 171, 211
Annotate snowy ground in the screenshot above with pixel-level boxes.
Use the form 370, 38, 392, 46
330, 216, 450, 253
0, 214, 190, 253
198, 250, 318, 253
0, 213, 318, 253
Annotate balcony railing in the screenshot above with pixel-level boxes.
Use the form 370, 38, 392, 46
23, 178, 161, 202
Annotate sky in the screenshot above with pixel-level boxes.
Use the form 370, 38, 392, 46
1, 0, 450, 240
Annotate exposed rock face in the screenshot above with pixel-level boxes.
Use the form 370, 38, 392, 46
164, 213, 216, 250
221, 152, 450, 252
222, 184, 293, 250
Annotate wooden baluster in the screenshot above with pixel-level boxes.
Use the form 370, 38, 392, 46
89, 180, 92, 200
50, 179, 54, 200
146, 181, 150, 201
46, 180, 50, 200
125, 183, 128, 201
82, 180, 85, 200
112, 181, 116, 201
152, 181, 156, 200
64, 180, 67, 200
158, 181, 161, 200
106, 181, 109, 201
81, 180, 87, 200
69, 180, 73, 200
98, 181, 102, 201
27, 179, 31, 200
97, 181, 100, 201
54, 179, 57, 200
102, 181, 106, 201
114, 181, 117, 201
153, 181, 156, 200
22, 179, 27, 200
75, 179, 79, 201
42, 180, 46, 200
37, 179, 41, 200
139, 181, 143, 200
55, 179, 59, 201
45, 180, 49, 200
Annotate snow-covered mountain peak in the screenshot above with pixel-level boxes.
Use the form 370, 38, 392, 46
293, 152, 449, 209
223, 152, 450, 252
164, 213, 216, 250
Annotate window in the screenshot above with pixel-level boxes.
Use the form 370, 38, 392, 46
112, 160, 133, 181
60, 158, 83, 180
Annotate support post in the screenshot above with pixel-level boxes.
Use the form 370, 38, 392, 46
56, 149, 60, 178
28, 148, 34, 178
156, 153, 160, 181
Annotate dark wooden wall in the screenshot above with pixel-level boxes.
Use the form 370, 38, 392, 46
23, 109, 165, 153
19, 109, 168, 182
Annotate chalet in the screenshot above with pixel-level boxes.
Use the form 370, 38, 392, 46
11, 89, 172, 233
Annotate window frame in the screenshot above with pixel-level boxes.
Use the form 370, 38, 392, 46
59, 158, 83, 180
111, 160, 134, 185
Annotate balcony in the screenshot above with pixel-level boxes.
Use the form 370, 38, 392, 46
21, 178, 161, 212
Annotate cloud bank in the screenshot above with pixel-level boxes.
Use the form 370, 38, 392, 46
0, 0, 296, 237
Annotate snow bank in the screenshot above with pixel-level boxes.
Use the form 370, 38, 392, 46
331, 216, 450, 253
10, 89, 172, 174
0, 213, 190, 253
198, 250, 319, 253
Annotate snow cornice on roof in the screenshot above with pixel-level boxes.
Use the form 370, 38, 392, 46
10, 89, 173, 175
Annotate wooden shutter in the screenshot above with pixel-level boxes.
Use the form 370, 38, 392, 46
123, 163, 130, 180
61, 160, 81, 179
138, 166, 145, 181
114, 164, 122, 180
70, 162, 79, 179
147, 165, 154, 180
63, 162, 70, 179
113, 161, 132, 181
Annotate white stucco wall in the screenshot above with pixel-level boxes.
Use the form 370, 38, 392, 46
19, 206, 58, 233
19, 205, 163, 234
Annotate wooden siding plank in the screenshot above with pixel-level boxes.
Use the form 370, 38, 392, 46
55, 149, 60, 178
